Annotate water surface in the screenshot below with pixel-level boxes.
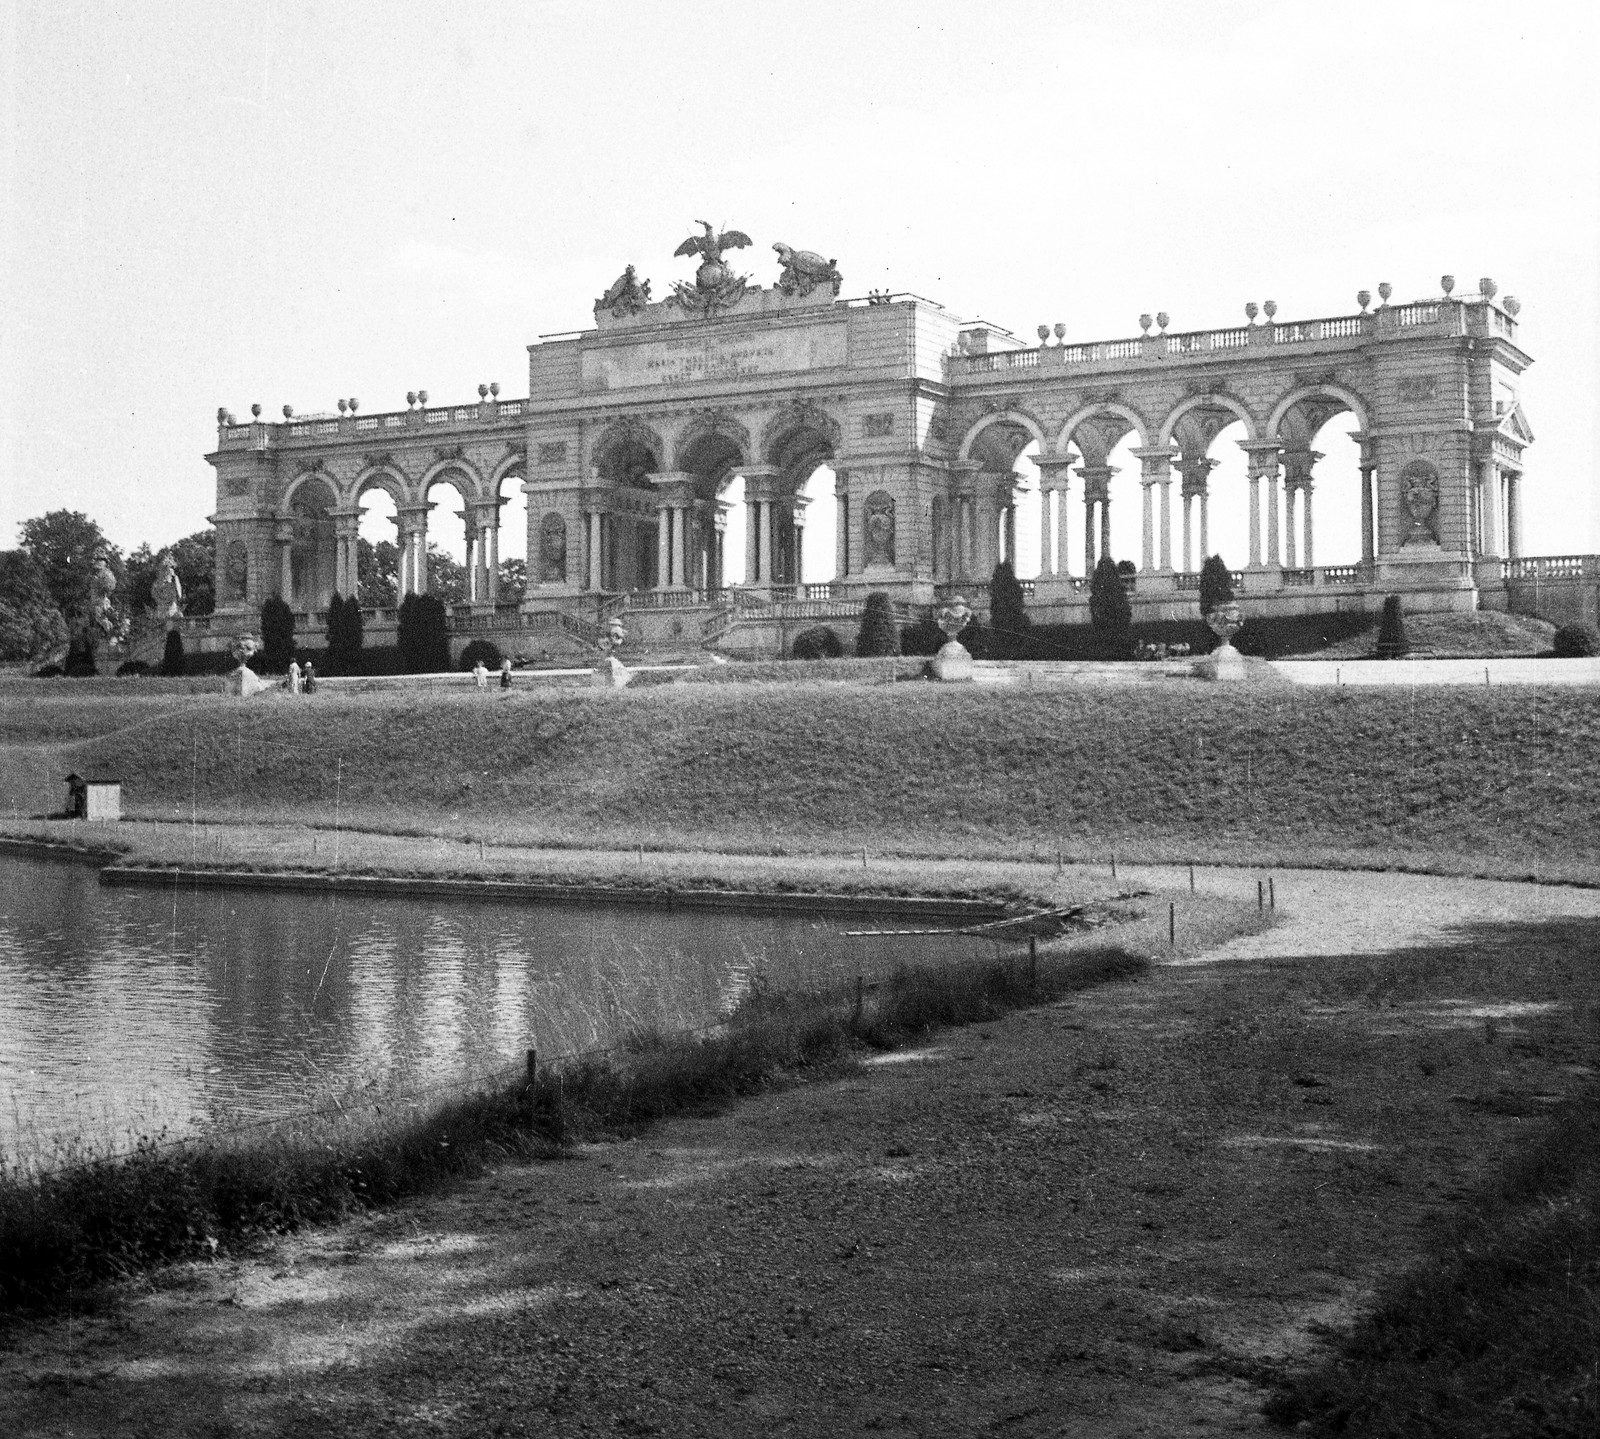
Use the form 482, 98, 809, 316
0, 853, 993, 1161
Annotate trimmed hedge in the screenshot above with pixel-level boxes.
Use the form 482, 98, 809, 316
459, 639, 504, 671
791, 626, 844, 660
1552, 623, 1599, 658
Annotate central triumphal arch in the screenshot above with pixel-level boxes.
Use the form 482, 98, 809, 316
205, 229, 1537, 658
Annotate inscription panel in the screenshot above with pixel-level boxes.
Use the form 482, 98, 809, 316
582, 324, 849, 391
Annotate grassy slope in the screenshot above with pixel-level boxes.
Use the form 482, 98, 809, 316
2, 681, 1597, 878
1290, 609, 1558, 660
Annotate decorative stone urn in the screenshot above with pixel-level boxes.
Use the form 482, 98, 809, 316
226, 633, 270, 696
1194, 601, 1247, 682
931, 596, 975, 682
592, 617, 632, 689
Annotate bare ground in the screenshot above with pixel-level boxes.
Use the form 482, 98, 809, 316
4, 865, 1599, 1437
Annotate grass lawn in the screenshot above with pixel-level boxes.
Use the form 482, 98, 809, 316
1, 680, 1596, 882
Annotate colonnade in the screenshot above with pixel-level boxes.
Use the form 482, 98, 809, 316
1474, 462, 1524, 558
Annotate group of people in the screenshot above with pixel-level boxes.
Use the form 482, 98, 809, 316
471, 658, 516, 691
285, 660, 318, 694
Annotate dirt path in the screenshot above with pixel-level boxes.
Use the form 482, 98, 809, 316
5, 866, 1599, 1437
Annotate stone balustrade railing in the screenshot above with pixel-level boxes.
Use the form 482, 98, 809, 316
217, 397, 529, 449
948, 296, 1517, 378
1502, 554, 1599, 581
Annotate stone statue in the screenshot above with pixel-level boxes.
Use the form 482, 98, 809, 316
595, 264, 651, 318
772, 242, 843, 299
90, 553, 118, 636
151, 553, 183, 624
670, 221, 752, 315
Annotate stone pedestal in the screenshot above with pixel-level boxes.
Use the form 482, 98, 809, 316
591, 656, 632, 689
1192, 643, 1248, 682
931, 641, 974, 682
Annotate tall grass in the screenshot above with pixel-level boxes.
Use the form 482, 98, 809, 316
0, 942, 1146, 1316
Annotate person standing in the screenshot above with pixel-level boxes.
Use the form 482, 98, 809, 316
287, 659, 302, 694
473, 659, 489, 690
499, 658, 513, 690
303, 661, 317, 694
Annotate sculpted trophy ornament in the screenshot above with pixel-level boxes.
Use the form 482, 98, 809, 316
1400, 461, 1441, 544
595, 264, 652, 318
669, 221, 752, 316
772, 242, 843, 299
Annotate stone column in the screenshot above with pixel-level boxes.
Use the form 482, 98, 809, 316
1139, 480, 1155, 573
331, 510, 361, 597
275, 520, 295, 601
1478, 464, 1500, 556
951, 461, 982, 582
714, 501, 731, 590
1240, 441, 1283, 570
1506, 472, 1523, 557
1302, 483, 1315, 570
1132, 447, 1176, 573
487, 516, 500, 602
673, 504, 688, 590
1283, 487, 1298, 568
1077, 464, 1113, 573
834, 470, 850, 579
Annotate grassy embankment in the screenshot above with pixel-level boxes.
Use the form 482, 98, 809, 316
0, 923, 1219, 1316
2, 679, 1597, 882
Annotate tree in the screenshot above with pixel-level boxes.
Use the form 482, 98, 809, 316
325, 593, 365, 675
855, 592, 901, 657
987, 561, 1032, 660
260, 595, 295, 673
63, 628, 98, 677
18, 510, 122, 627
497, 557, 527, 606
357, 538, 399, 609
397, 592, 450, 672
0, 550, 69, 661
1198, 555, 1235, 617
424, 545, 468, 606
168, 532, 216, 616
792, 625, 843, 660
1374, 595, 1408, 660
159, 630, 186, 677
1089, 554, 1132, 659
458, 638, 503, 671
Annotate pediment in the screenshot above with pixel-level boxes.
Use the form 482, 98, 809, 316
1498, 401, 1534, 444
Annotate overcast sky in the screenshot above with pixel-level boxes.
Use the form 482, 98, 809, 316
2, 0, 1597, 566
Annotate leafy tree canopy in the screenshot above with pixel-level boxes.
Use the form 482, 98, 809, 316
18, 511, 121, 624
0, 550, 69, 661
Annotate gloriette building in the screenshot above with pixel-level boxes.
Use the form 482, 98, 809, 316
200, 228, 1580, 660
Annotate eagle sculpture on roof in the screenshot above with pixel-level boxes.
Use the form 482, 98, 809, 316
670, 220, 753, 315
673, 221, 753, 265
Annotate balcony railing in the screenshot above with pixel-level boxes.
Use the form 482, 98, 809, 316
1503, 554, 1599, 581
217, 398, 530, 448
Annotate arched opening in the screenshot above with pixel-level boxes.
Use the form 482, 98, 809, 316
1168, 410, 1251, 576
421, 473, 474, 604
286, 476, 337, 612
1271, 397, 1366, 569
1058, 411, 1143, 577
966, 421, 1038, 582
494, 463, 528, 604
678, 430, 747, 593
593, 430, 662, 592
356, 480, 401, 609
761, 414, 839, 592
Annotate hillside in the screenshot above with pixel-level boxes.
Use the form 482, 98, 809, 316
3, 680, 1596, 879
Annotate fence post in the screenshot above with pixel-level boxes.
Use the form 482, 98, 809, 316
1269, 877, 1276, 909
1258, 880, 1264, 912
1169, 902, 1175, 946
526, 1047, 537, 1085
1189, 863, 1195, 892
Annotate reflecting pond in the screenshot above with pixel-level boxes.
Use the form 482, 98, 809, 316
0, 853, 998, 1162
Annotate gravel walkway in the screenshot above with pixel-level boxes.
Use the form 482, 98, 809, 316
5, 865, 1599, 1437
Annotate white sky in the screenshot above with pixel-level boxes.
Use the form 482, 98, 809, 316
3, 0, 1597, 570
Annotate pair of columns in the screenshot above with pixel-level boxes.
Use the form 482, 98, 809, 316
461, 504, 501, 603
743, 468, 806, 588
1475, 462, 1523, 558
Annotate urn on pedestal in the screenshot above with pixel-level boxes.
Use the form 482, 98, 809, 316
931, 595, 975, 682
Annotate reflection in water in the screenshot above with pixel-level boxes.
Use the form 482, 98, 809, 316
0, 855, 994, 1159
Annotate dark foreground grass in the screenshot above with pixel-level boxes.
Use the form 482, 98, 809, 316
1265, 1090, 1600, 1436
7, 682, 1599, 877
0, 942, 1146, 1318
